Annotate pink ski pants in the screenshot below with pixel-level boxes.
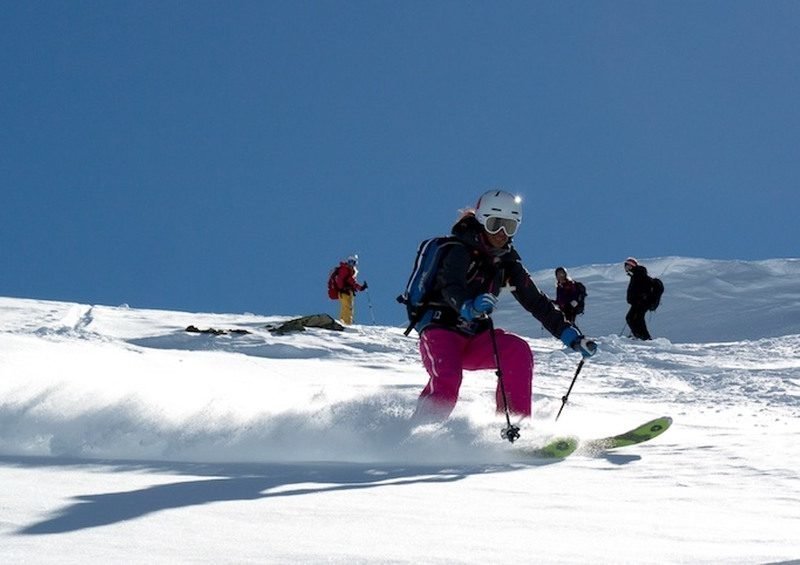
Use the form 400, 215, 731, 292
415, 327, 534, 421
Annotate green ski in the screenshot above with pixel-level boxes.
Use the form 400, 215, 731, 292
517, 435, 579, 459
581, 416, 673, 454
515, 416, 672, 460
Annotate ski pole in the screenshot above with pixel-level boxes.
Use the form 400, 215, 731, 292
364, 288, 376, 324
555, 359, 585, 421
487, 317, 521, 443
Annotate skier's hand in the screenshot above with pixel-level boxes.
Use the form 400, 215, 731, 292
361, 280, 368, 290
560, 327, 597, 358
560, 326, 580, 348
473, 293, 497, 314
573, 337, 598, 358
460, 293, 498, 320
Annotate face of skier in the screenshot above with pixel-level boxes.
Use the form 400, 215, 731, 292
483, 228, 509, 248
556, 270, 567, 283
483, 216, 519, 248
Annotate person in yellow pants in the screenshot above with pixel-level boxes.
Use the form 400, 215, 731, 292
338, 290, 355, 325
332, 255, 367, 325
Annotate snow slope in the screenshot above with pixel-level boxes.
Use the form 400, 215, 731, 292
496, 256, 800, 343
0, 257, 798, 564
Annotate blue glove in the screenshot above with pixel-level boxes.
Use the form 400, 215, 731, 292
459, 293, 498, 321
560, 327, 598, 358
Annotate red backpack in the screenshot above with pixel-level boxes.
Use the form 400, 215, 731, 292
327, 267, 341, 299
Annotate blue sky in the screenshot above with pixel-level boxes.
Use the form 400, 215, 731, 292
2, 1, 798, 325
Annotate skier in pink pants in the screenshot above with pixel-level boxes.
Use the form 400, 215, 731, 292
419, 327, 534, 418
411, 190, 597, 422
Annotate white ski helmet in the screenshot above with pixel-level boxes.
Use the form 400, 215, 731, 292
474, 190, 522, 235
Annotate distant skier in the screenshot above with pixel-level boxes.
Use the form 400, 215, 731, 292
624, 257, 653, 340
329, 255, 367, 325
409, 189, 597, 423
552, 267, 587, 324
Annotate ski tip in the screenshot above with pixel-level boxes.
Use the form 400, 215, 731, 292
654, 416, 673, 428
637, 416, 673, 437
583, 416, 674, 453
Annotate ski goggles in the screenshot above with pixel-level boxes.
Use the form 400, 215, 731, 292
483, 216, 520, 237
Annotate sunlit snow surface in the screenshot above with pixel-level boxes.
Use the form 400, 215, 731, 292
1, 257, 798, 563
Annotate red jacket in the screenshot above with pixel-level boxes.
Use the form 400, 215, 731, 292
334, 263, 365, 294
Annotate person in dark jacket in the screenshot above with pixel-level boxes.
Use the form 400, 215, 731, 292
552, 267, 586, 324
412, 190, 597, 422
624, 257, 652, 340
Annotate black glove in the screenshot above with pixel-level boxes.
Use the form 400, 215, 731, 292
361, 280, 368, 290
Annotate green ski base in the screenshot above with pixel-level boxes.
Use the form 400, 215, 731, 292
516, 416, 673, 460
582, 416, 672, 453
524, 436, 579, 459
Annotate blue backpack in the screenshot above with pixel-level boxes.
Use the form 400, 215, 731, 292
397, 236, 462, 335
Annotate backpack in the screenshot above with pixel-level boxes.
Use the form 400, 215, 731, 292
574, 281, 587, 315
397, 236, 462, 335
648, 277, 664, 311
327, 267, 341, 300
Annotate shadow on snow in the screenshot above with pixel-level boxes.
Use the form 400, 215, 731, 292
3, 455, 530, 535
